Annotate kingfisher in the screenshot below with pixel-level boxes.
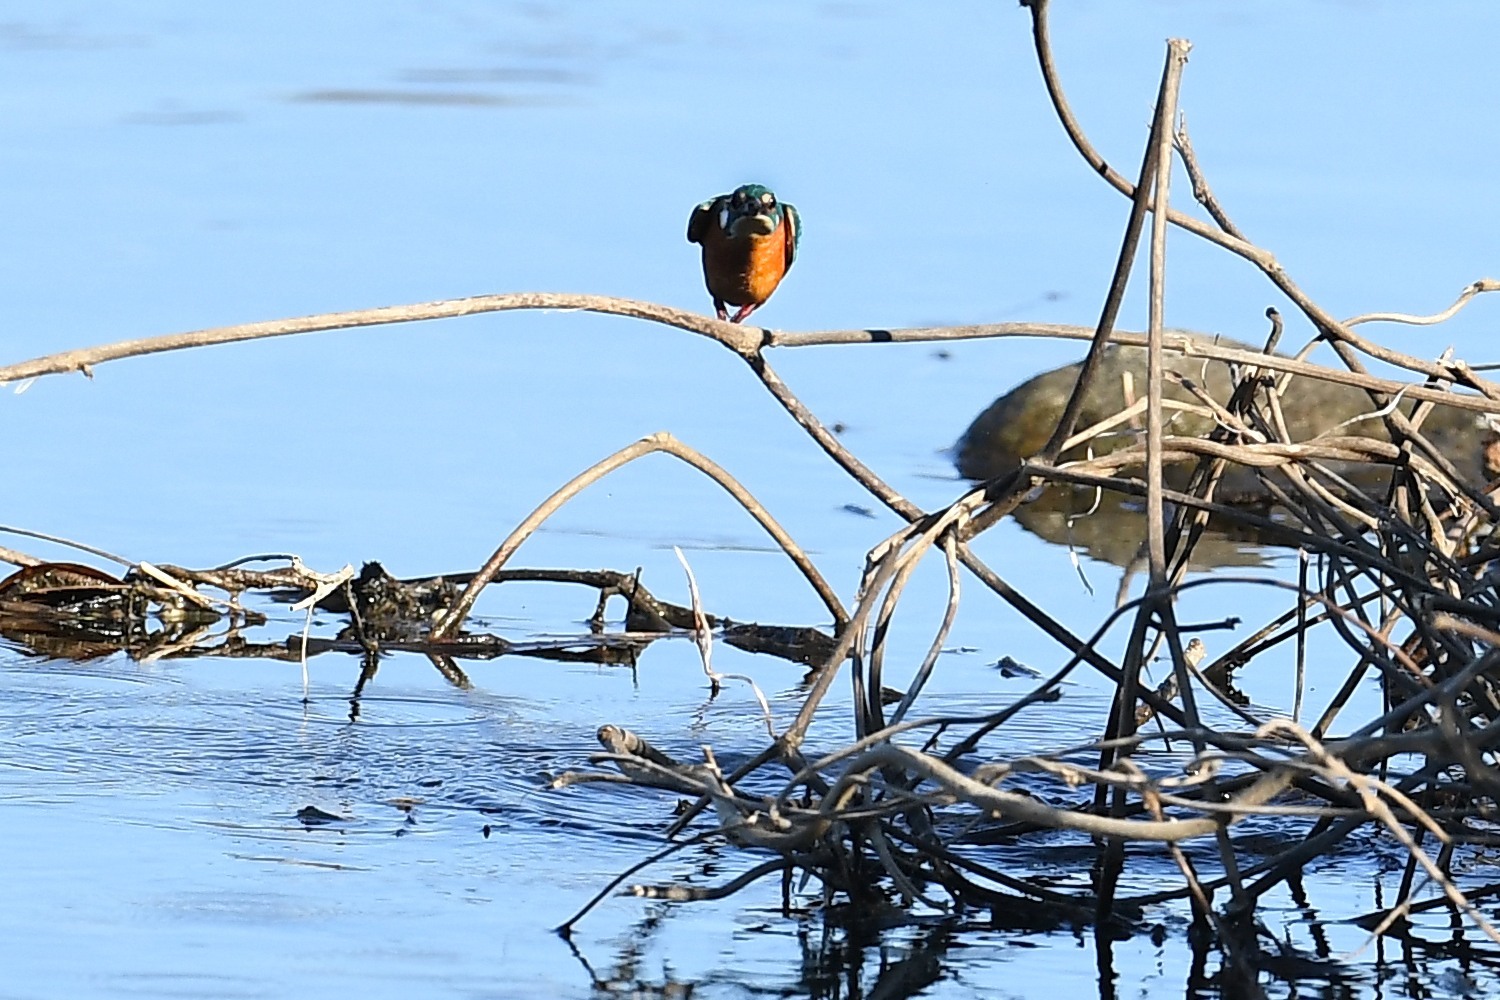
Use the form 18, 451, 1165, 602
687, 183, 800, 323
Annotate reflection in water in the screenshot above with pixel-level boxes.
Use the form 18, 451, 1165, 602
572, 907, 954, 1000
571, 909, 697, 998
790, 913, 948, 1000
1012, 483, 1276, 572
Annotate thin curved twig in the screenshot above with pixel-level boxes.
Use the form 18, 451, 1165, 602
429, 432, 846, 639
1343, 278, 1500, 329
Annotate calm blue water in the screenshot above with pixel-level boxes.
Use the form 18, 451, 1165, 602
3, 2, 1499, 997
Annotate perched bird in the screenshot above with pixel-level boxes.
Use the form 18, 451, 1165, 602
687, 183, 800, 323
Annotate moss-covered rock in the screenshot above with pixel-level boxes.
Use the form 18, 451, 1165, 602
954, 339, 1490, 488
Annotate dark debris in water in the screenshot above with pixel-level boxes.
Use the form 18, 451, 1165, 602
0, 559, 840, 684
295, 805, 348, 827
993, 655, 1042, 679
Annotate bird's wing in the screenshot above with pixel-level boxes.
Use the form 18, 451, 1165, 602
686, 199, 717, 244
782, 203, 801, 269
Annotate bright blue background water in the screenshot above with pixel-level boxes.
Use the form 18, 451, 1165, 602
2, 2, 1498, 997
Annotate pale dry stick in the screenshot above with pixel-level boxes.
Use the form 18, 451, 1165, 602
673, 545, 775, 739
676, 545, 718, 685
840, 494, 981, 741
0, 524, 132, 566
861, 504, 975, 735
1344, 278, 1500, 329
1058, 395, 1218, 454
1163, 371, 1266, 443
1021, 0, 1500, 403
134, 561, 224, 612
1133, 39, 1211, 816
1320, 385, 1416, 437
1172, 113, 1244, 239
1035, 37, 1191, 471
429, 432, 846, 640
0, 284, 1215, 397
0, 545, 40, 568
6, 292, 1499, 424
1070, 434, 1450, 481
289, 563, 356, 700
825, 742, 1295, 843
0, 294, 1230, 385
778, 550, 901, 755
0, 293, 761, 384
1144, 38, 1192, 587
888, 531, 962, 727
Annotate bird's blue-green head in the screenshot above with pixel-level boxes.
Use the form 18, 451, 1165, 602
721, 183, 794, 240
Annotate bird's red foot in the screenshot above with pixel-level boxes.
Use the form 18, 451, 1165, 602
714, 300, 729, 321
729, 303, 759, 324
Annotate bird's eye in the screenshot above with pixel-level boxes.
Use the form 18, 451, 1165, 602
761, 192, 775, 206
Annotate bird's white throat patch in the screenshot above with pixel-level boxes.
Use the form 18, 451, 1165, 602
729, 213, 776, 238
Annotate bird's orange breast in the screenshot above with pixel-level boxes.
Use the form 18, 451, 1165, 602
700, 226, 790, 307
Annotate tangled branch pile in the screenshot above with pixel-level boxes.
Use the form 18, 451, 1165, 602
543, 2, 1500, 984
